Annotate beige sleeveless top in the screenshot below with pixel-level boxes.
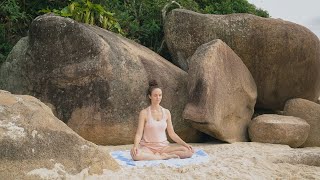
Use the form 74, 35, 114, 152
141, 106, 168, 143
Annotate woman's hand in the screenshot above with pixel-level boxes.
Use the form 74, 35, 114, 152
130, 146, 138, 157
184, 144, 194, 153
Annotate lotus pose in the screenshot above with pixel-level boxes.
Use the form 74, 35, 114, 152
131, 80, 194, 161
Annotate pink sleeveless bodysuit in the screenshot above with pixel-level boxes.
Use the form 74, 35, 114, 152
139, 106, 170, 153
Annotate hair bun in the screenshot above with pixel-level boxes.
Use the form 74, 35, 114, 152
149, 79, 158, 87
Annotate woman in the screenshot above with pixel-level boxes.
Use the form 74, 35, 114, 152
131, 80, 194, 161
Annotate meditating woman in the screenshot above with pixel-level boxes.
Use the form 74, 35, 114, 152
131, 80, 194, 161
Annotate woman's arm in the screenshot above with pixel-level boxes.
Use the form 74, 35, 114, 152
166, 109, 194, 152
131, 110, 146, 156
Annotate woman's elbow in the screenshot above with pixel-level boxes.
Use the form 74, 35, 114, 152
168, 132, 177, 138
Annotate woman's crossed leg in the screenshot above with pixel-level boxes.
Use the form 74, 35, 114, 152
131, 146, 179, 161
160, 145, 194, 159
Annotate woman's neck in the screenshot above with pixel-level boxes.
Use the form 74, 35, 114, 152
150, 104, 161, 111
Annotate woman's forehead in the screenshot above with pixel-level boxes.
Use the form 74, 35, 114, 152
152, 88, 162, 94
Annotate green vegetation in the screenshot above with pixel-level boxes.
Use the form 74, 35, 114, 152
0, 0, 70, 64
0, 0, 269, 65
40, 0, 122, 33
196, 0, 269, 17
0, 0, 30, 63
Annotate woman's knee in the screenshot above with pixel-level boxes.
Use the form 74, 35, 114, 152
187, 150, 194, 157
179, 146, 189, 152
131, 153, 143, 161
174, 146, 192, 159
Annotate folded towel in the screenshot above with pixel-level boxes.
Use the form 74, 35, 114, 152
110, 149, 209, 167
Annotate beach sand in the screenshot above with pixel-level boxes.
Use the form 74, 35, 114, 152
26, 142, 320, 179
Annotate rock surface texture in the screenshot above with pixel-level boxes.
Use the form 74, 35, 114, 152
249, 114, 310, 148
284, 98, 320, 147
183, 39, 257, 142
165, 9, 320, 110
0, 90, 119, 179
0, 14, 204, 145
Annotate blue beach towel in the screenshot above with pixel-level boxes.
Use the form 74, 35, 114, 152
110, 149, 209, 167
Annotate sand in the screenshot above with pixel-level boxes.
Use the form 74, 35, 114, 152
27, 142, 320, 179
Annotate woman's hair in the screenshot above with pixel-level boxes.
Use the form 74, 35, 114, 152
147, 79, 160, 96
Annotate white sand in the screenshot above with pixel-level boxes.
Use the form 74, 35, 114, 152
27, 142, 320, 179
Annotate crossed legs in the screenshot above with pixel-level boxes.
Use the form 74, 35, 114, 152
160, 146, 194, 159
131, 146, 179, 161
131, 145, 193, 161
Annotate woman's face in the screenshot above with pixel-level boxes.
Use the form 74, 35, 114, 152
149, 88, 162, 104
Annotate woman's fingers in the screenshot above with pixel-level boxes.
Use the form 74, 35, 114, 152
131, 147, 138, 157
190, 146, 195, 153
186, 144, 194, 152
135, 147, 138, 156
131, 148, 136, 157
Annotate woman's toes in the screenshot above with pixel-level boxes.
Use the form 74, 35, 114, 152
172, 154, 180, 159
160, 153, 169, 159
162, 153, 180, 159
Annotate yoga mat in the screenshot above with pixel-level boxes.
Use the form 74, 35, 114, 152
110, 149, 210, 167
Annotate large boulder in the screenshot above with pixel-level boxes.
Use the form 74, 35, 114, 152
284, 98, 320, 147
0, 14, 205, 145
0, 37, 32, 95
164, 9, 320, 110
248, 114, 310, 148
0, 90, 119, 179
183, 39, 257, 142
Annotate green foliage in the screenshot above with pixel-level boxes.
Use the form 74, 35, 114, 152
0, 0, 69, 64
102, 0, 269, 53
103, 0, 199, 52
196, 0, 269, 17
254, 8, 269, 18
40, 0, 122, 33
0, 0, 31, 64
0, 0, 269, 66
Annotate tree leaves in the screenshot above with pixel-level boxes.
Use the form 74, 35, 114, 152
0, 0, 270, 66
43, 0, 122, 34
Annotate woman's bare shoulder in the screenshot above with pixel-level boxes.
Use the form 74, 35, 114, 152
161, 107, 171, 115
139, 108, 148, 116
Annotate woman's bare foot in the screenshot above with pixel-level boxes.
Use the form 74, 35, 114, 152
161, 153, 180, 160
